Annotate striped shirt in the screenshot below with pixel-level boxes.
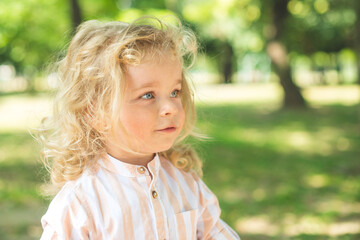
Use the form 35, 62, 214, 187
40, 154, 240, 239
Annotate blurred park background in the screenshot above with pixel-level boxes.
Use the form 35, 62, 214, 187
0, 0, 359, 239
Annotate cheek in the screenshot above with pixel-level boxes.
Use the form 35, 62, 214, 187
120, 105, 156, 138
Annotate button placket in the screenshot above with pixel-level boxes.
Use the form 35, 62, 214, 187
150, 188, 167, 239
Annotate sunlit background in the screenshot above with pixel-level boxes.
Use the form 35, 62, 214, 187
0, 0, 359, 239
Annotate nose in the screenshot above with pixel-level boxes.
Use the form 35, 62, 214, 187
159, 98, 179, 117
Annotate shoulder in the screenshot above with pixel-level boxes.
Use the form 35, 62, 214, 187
42, 167, 102, 221
40, 181, 89, 238
40, 170, 102, 239
58, 167, 100, 196
42, 173, 90, 217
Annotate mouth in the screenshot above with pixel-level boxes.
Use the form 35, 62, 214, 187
156, 127, 177, 133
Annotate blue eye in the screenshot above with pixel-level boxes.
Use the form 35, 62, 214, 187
141, 92, 154, 99
170, 90, 180, 98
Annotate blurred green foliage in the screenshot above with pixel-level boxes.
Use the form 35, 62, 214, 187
0, 0, 359, 85
0, 0, 70, 72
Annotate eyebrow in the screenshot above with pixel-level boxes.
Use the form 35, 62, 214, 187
134, 78, 183, 91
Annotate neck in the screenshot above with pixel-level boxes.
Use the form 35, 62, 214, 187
106, 149, 155, 166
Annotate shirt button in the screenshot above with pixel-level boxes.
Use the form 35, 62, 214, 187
137, 167, 146, 174
152, 190, 158, 199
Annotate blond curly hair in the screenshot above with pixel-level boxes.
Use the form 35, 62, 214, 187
39, 16, 203, 194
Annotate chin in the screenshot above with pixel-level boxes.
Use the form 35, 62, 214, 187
155, 143, 175, 153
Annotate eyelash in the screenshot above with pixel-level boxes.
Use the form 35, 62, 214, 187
140, 89, 181, 100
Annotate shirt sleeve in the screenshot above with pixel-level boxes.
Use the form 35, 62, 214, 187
40, 186, 91, 240
193, 173, 240, 240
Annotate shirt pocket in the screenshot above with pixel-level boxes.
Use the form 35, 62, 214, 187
175, 209, 198, 240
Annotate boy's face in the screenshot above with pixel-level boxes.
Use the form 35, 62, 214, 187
105, 56, 185, 164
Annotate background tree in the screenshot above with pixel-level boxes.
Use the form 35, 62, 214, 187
0, 0, 71, 91
263, 0, 306, 108
0, 0, 358, 105
260, 0, 357, 107
70, 0, 83, 31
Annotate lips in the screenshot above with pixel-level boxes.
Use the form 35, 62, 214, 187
156, 126, 177, 133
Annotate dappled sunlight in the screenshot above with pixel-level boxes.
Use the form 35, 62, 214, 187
283, 216, 360, 237
316, 199, 360, 216
194, 82, 283, 106
228, 127, 265, 147
0, 94, 51, 132
0, 143, 37, 163
197, 103, 359, 239
0, 133, 39, 163
192, 80, 359, 106
302, 85, 360, 106
275, 127, 345, 155
236, 214, 360, 237
211, 124, 348, 156
251, 188, 266, 201
288, 131, 309, 147
222, 187, 247, 204
221, 187, 268, 204
236, 215, 278, 236
304, 174, 329, 188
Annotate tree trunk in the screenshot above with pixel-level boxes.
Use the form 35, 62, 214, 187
267, 41, 306, 108
223, 41, 234, 84
267, 0, 306, 108
70, 0, 82, 32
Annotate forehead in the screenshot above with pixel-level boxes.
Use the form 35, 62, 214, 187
124, 56, 183, 88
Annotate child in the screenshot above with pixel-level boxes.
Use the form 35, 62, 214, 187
39, 16, 240, 240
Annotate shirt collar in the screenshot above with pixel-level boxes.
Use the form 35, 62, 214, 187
98, 153, 161, 178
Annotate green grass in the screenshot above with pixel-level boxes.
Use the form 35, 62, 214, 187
0, 131, 48, 239
0, 92, 359, 239
196, 104, 360, 239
